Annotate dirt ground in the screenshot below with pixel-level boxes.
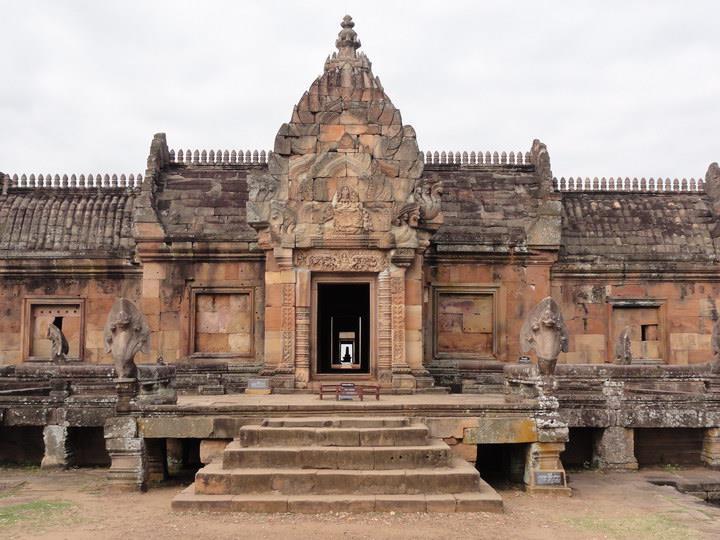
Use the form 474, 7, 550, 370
1, 467, 720, 540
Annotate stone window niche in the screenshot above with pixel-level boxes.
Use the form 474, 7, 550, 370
189, 288, 255, 360
22, 298, 85, 362
608, 299, 666, 363
433, 286, 499, 362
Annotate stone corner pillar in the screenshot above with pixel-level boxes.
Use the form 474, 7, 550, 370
525, 396, 572, 495
701, 427, 720, 468
593, 426, 638, 471
41, 424, 72, 470
104, 416, 147, 492
523, 442, 572, 496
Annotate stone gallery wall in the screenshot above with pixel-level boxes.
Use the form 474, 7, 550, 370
552, 279, 720, 365
0, 275, 141, 365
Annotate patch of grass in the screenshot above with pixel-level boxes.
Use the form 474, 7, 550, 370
566, 513, 697, 540
0, 500, 74, 528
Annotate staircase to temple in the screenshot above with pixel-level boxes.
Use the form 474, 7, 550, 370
172, 416, 502, 513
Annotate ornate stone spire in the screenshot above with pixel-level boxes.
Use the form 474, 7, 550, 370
336, 15, 361, 58
325, 15, 371, 72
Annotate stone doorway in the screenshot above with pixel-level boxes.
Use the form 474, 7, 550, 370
312, 276, 375, 380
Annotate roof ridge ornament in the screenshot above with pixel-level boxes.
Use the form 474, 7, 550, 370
336, 15, 361, 57
325, 15, 371, 72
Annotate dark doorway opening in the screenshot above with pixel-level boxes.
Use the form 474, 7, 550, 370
634, 428, 704, 467
476, 443, 526, 488
0, 426, 44, 465
562, 427, 598, 470
166, 438, 202, 479
67, 427, 110, 467
317, 283, 370, 374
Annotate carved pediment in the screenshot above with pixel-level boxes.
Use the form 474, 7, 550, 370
247, 16, 441, 253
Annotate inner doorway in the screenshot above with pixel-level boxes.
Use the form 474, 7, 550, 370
316, 282, 371, 375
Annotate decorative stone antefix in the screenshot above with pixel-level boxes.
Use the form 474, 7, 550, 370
614, 326, 633, 365
520, 297, 569, 376
526, 139, 562, 249
46, 322, 69, 363
247, 15, 442, 389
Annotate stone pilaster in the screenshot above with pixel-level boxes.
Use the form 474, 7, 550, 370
377, 270, 393, 385
593, 427, 638, 470
41, 424, 72, 469
702, 427, 720, 468
390, 268, 414, 391
263, 254, 296, 389
105, 417, 147, 492
294, 269, 311, 388
524, 395, 571, 495
591, 380, 637, 470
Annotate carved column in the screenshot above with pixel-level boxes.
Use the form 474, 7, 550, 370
390, 267, 414, 390
295, 269, 311, 387
281, 282, 295, 371
377, 270, 393, 385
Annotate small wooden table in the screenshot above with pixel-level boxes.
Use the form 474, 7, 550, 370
319, 383, 380, 401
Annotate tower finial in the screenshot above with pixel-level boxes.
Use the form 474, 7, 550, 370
336, 15, 361, 58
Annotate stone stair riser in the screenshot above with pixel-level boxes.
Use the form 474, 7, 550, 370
222, 445, 451, 470
239, 426, 429, 447
263, 417, 411, 428
195, 469, 480, 495
172, 491, 503, 513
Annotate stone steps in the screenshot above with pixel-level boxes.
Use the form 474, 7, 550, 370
222, 439, 451, 469
238, 425, 429, 447
172, 486, 503, 513
195, 459, 480, 495
172, 415, 503, 513
262, 416, 411, 428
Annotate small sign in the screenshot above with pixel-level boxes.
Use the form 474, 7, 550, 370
534, 470, 565, 486
247, 378, 270, 390
518, 356, 531, 364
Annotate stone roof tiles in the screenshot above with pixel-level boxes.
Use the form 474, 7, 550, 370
430, 168, 540, 251
0, 190, 136, 257
155, 167, 257, 242
560, 192, 718, 265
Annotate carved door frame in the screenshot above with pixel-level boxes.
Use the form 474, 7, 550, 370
310, 273, 377, 381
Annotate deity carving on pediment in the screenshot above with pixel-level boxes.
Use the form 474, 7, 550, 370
328, 185, 371, 234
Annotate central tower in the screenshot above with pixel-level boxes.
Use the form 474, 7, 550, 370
247, 16, 442, 390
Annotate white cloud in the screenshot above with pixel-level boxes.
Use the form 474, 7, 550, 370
0, 0, 718, 178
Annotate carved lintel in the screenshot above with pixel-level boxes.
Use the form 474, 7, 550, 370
294, 249, 388, 272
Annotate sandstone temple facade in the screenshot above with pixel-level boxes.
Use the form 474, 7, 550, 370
1, 16, 720, 507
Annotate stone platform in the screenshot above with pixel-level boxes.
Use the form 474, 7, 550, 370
172, 416, 503, 513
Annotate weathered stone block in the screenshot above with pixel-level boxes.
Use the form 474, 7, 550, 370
104, 417, 138, 439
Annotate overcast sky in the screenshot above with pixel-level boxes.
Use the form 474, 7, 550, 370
1, 1, 719, 179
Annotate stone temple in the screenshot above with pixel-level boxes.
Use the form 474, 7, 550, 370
1, 16, 720, 512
